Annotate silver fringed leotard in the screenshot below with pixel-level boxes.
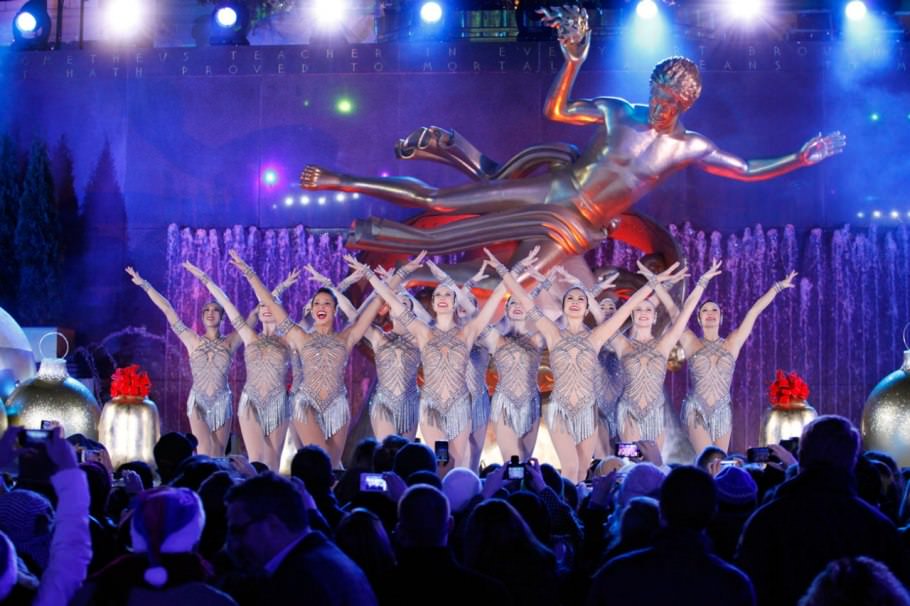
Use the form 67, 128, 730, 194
491, 332, 543, 437
616, 338, 668, 442
400, 310, 472, 440
596, 345, 624, 437
466, 331, 492, 433
370, 330, 421, 436
292, 331, 350, 440
173, 320, 233, 433
239, 333, 290, 436
681, 338, 735, 442
548, 328, 598, 444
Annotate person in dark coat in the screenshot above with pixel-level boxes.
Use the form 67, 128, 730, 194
587, 466, 755, 606
386, 485, 512, 606
224, 472, 377, 606
736, 415, 908, 606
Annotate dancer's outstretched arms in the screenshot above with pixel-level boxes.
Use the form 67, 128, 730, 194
463, 281, 508, 346
238, 267, 302, 339
344, 253, 433, 346
426, 260, 487, 315
343, 253, 426, 349
182, 262, 258, 345
485, 247, 561, 349
727, 271, 796, 357
526, 266, 566, 321
636, 260, 699, 354
552, 266, 604, 323
228, 250, 293, 323
126, 266, 201, 350
657, 260, 723, 357
590, 263, 683, 351
305, 264, 361, 322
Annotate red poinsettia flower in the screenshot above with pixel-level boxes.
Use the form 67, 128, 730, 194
111, 364, 152, 399
768, 369, 810, 410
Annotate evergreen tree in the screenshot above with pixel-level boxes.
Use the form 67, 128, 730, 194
15, 139, 62, 325
78, 140, 128, 336
52, 135, 79, 255
0, 135, 21, 314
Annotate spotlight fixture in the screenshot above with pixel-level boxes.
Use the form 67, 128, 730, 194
312, 0, 347, 29
12, 0, 51, 50
845, 0, 868, 21
636, 0, 659, 20
728, 0, 763, 21
103, 0, 150, 41
210, 1, 250, 45
420, 1, 444, 24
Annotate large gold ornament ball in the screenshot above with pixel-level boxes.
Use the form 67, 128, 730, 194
861, 352, 910, 467
6, 359, 100, 439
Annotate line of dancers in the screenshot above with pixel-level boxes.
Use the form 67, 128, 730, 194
127, 247, 795, 481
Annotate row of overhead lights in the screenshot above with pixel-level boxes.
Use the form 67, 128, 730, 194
856, 210, 910, 220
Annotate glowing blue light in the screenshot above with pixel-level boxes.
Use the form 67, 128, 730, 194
845, 0, 867, 21
420, 2, 443, 24
890, 210, 900, 219
870, 112, 880, 121
318, 196, 327, 205
857, 211, 865, 218
729, 0, 762, 21
263, 169, 277, 185
313, 0, 346, 28
335, 193, 346, 202
14, 12, 38, 34
300, 195, 310, 206
636, 0, 658, 20
284, 196, 294, 207
872, 210, 882, 218
215, 7, 238, 28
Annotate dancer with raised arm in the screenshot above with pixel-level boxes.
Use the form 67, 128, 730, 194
611, 260, 723, 449
645, 267, 797, 452
488, 248, 683, 482
126, 266, 298, 457
182, 262, 290, 470
345, 252, 512, 468
229, 250, 389, 469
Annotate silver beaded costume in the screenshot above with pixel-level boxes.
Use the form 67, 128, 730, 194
292, 331, 350, 440
239, 333, 290, 436
491, 332, 543, 437
370, 330, 421, 436
681, 338, 735, 442
548, 328, 598, 444
616, 338, 668, 442
466, 330, 492, 432
171, 320, 234, 433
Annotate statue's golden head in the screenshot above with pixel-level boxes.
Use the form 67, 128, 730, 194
650, 57, 702, 110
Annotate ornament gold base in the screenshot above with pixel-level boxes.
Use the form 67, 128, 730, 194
98, 396, 161, 468
760, 400, 818, 446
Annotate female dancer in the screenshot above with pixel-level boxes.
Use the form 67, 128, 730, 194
345, 252, 512, 468
182, 261, 291, 469
229, 250, 404, 468
646, 268, 797, 452
126, 265, 298, 457
489, 248, 683, 482
611, 260, 723, 449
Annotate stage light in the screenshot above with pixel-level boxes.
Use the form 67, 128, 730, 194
335, 97, 355, 114
335, 193, 346, 202
263, 169, 278, 185
210, 1, 250, 45
300, 196, 310, 205
12, 0, 51, 50
845, 0, 868, 21
103, 0, 150, 41
284, 196, 294, 207
857, 211, 865, 218
873, 210, 882, 218
318, 196, 327, 205
636, 0, 658, 20
352, 193, 360, 200
729, 0, 763, 21
870, 112, 881, 121
890, 210, 899, 219
313, 0, 347, 29
420, 2, 444, 24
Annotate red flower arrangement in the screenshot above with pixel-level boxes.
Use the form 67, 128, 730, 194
768, 369, 810, 410
110, 364, 152, 399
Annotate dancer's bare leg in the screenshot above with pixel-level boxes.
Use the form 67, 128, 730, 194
550, 419, 583, 483
263, 422, 289, 471
574, 433, 597, 484
293, 414, 329, 457
468, 422, 487, 472
212, 423, 231, 457
687, 423, 714, 459
494, 420, 522, 462
238, 407, 266, 466
325, 421, 350, 470
520, 420, 541, 462
715, 431, 731, 453
188, 412, 214, 457
372, 416, 417, 442
594, 423, 613, 459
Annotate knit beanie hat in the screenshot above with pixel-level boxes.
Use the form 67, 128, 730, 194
715, 466, 758, 506
0, 489, 53, 572
617, 463, 666, 508
130, 487, 206, 588
442, 468, 482, 513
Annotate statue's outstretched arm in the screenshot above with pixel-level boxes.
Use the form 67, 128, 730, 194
540, 6, 602, 126
698, 131, 846, 182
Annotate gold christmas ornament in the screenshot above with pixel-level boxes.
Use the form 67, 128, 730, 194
861, 350, 910, 467
667, 344, 686, 372
5, 334, 100, 439
98, 396, 161, 468
760, 369, 816, 446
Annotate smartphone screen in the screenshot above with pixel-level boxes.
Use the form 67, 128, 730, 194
434, 440, 449, 464
359, 473, 388, 493
19, 429, 51, 448
747, 447, 771, 463
507, 464, 525, 480
615, 442, 641, 459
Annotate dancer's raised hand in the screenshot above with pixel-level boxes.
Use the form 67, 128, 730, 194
279, 267, 302, 290
304, 264, 333, 287
399, 250, 427, 277
777, 270, 797, 290
182, 260, 208, 281
125, 266, 144, 285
